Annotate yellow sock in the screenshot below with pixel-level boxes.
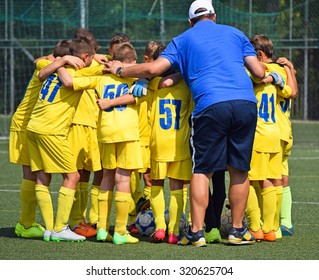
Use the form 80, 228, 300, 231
143, 186, 151, 201
150, 186, 166, 230
54, 187, 75, 232
114, 191, 131, 235
274, 186, 283, 231
252, 181, 262, 214
69, 184, 82, 228
129, 171, 142, 217
182, 185, 188, 215
35, 184, 54, 231
281, 186, 293, 228
245, 185, 261, 231
98, 190, 113, 231
19, 179, 37, 228
168, 189, 183, 235
261, 186, 276, 233
89, 184, 100, 225
80, 182, 89, 221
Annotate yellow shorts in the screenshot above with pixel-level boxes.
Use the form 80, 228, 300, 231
9, 130, 30, 166
27, 130, 77, 173
138, 145, 151, 173
151, 158, 192, 181
248, 150, 282, 181
68, 124, 101, 172
100, 141, 143, 170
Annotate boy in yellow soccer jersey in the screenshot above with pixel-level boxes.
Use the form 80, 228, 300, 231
97, 69, 193, 245
86, 32, 131, 232
127, 40, 166, 235
10, 40, 84, 239
57, 42, 142, 245
246, 34, 297, 241
26, 38, 95, 242
66, 28, 105, 238
273, 56, 298, 236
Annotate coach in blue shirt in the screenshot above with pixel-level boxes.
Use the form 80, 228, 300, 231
106, 0, 266, 246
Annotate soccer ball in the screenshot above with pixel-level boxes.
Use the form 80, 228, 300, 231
164, 207, 187, 232
135, 209, 156, 237
219, 209, 248, 238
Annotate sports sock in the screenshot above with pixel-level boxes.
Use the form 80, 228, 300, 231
143, 186, 151, 201
98, 190, 113, 231
150, 186, 166, 231
182, 185, 188, 214
35, 184, 54, 231
79, 181, 89, 221
114, 191, 131, 235
168, 189, 183, 235
54, 186, 75, 232
69, 184, 82, 228
89, 184, 100, 225
261, 186, 276, 233
129, 171, 142, 217
245, 185, 262, 231
19, 179, 37, 228
274, 186, 283, 231
280, 186, 293, 228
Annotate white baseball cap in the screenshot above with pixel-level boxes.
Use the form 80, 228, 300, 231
189, 0, 215, 19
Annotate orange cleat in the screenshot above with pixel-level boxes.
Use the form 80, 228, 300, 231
263, 230, 276, 242
249, 228, 264, 242
73, 222, 97, 238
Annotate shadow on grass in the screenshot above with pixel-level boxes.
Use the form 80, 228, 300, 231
0, 227, 18, 238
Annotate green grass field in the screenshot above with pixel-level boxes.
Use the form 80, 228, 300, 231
0, 121, 318, 260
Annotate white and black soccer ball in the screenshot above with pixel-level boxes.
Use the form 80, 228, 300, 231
164, 207, 187, 233
135, 209, 156, 237
219, 209, 248, 238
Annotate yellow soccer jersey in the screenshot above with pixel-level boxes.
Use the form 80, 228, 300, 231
72, 74, 138, 143
137, 101, 150, 146
10, 59, 51, 131
137, 77, 193, 162
266, 63, 293, 143
27, 68, 89, 135
71, 64, 104, 128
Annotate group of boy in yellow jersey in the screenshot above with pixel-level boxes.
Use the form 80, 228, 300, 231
245, 34, 297, 242
10, 27, 297, 245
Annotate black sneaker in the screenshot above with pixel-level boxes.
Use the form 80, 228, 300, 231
177, 226, 206, 247
228, 227, 255, 245
136, 197, 150, 214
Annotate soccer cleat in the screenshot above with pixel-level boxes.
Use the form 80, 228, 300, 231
50, 226, 86, 242
263, 230, 276, 242
168, 233, 179, 244
113, 231, 139, 245
43, 229, 51, 242
136, 197, 150, 214
280, 225, 295, 236
275, 228, 282, 239
15, 222, 45, 238
178, 227, 207, 247
249, 228, 264, 242
150, 228, 166, 243
204, 228, 222, 243
72, 222, 97, 237
228, 227, 255, 245
96, 228, 111, 242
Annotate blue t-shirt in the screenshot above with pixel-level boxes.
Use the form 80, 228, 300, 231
160, 20, 257, 116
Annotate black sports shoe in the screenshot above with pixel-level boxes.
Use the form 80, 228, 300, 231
177, 226, 206, 247
228, 227, 255, 245
136, 197, 150, 214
